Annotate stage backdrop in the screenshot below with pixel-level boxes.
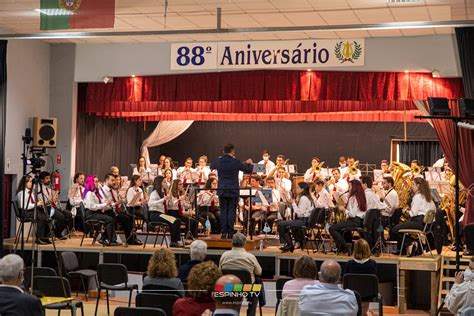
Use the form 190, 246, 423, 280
76, 114, 437, 178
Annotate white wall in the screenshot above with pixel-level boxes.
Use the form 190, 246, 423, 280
75, 34, 461, 82
5, 40, 50, 177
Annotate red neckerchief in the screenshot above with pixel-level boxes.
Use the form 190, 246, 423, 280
178, 199, 184, 216
94, 189, 102, 203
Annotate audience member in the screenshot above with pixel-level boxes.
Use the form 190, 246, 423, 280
173, 261, 222, 316
299, 260, 358, 316
0, 254, 44, 316
282, 255, 318, 298
208, 274, 243, 316
178, 239, 207, 283
445, 257, 474, 315
143, 248, 185, 297
344, 239, 377, 275
219, 232, 262, 283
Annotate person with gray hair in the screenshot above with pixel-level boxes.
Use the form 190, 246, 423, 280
299, 260, 358, 315
178, 239, 208, 283
0, 254, 44, 316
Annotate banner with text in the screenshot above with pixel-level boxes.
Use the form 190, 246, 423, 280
171, 39, 365, 70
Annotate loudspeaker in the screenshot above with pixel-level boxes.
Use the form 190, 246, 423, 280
32, 117, 57, 148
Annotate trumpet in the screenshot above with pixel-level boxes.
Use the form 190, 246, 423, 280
411, 165, 424, 176
313, 161, 325, 173
349, 160, 360, 175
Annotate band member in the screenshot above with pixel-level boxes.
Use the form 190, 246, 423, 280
360, 176, 385, 211
83, 175, 119, 246
268, 154, 288, 178
242, 175, 264, 236
390, 178, 436, 254
162, 168, 174, 194
133, 156, 152, 185
211, 144, 253, 239
275, 167, 292, 192
380, 160, 390, 174
197, 178, 221, 234
126, 175, 147, 223
101, 173, 140, 245
195, 155, 211, 186
410, 160, 423, 179
110, 166, 120, 177
338, 156, 348, 175
38, 171, 72, 240
177, 157, 196, 185
380, 176, 399, 225
278, 182, 314, 253
264, 176, 281, 232
311, 179, 334, 209
343, 156, 361, 181
304, 157, 322, 182
16, 176, 50, 244
257, 149, 275, 176
148, 176, 181, 247
166, 180, 199, 238
158, 155, 166, 170
432, 155, 446, 168
328, 169, 349, 203
329, 180, 367, 254
68, 172, 86, 231
162, 157, 177, 180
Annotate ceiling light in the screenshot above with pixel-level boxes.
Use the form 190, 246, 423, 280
307, 69, 312, 72
432, 70, 440, 78
102, 76, 113, 84
131, 75, 136, 78
404, 70, 409, 73
35, 8, 75, 16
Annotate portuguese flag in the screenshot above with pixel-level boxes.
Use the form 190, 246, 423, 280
40, 0, 115, 30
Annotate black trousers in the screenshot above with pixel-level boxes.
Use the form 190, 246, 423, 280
104, 210, 133, 242
149, 212, 181, 242
464, 223, 474, 251
49, 208, 73, 237
168, 210, 199, 238
23, 208, 49, 239
85, 210, 115, 242
390, 215, 424, 249
278, 217, 308, 247
329, 217, 363, 252
198, 207, 221, 234
219, 196, 238, 234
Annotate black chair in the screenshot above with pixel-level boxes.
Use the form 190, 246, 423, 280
33, 276, 84, 316
135, 292, 179, 316
95, 264, 138, 316
302, 208, 330, 254
24, 267, 57, 291
114, 307, 166, 316
353, 290, 363, 316
340, 209, 380, 254
143, 208, 171, 249
12, 201, 33, 251
142, 283, 183, 297
221, 269, 263, 316
61, 251, 97, 301
343, 273, 383, 316
79, 203, 106, 247
275, 277, 292, 315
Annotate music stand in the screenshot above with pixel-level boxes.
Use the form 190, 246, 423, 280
240, 188, 258, 240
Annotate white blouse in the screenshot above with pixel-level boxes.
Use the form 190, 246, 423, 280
126, 187, 143, 207
148, 190, 166, 213
292, 195, 313, 218
365, 189, 386, 210
312, 189, 334, 209
345, 196, 366, 219
83, 190, 107, 211
410, 193, 436, 217
198, 191, 219, 207
16, 190, 36, 210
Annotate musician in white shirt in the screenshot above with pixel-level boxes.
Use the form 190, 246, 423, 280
132, 156, 152, 185
195, 156, 211, 186
311, 179, 334, 209
16, 176, 50, 244
197, 178, 221, 234
68, 172, 85, 208
257, 149, 275, 176
278, 182, 314, 253
126, 175, 147, 223
242, 175, 264, 236
166, 180, 199, 238
275, 167, 292, 192
147, 176, 181, 247
390, 177, 436, 254
361, 176, 386, 211
304, 157, 322, 183
177, 157, 196, 185
328, 169, 349, 202
338, 155, 348, 175
268, 154, 288, 178
264, 177, 281, 232
83, 175, 118, 246
380, 176, 399, 219
329, 180, 367, 254
162, 157, 178, 180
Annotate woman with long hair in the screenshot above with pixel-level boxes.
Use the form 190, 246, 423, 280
390, 177, 436, 254
148, 176, 182, 247
329, 179, 367, 254
196, 178, 221, 234
126, 175, 146, 223
166, 180, 199, 239
133, 156, 152, 185
278, 181, 314, 253
82, 175, 118, 246
162, 157, 177, 180
162, 168, 174, 194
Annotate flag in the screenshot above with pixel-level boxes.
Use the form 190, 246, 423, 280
40, 0, 115, 30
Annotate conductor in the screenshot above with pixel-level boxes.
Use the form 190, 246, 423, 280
211, 144, 253, 239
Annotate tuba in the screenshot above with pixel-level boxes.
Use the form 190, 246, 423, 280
389, 161, 413, 218
411, 165, 424, 176
314, 161, 325, 173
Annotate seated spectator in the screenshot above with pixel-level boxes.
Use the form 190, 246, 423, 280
445, 257, 474, 315
219, 232, 262, 283
178, 239, 207, 283
203, 274, 243, 316
143, 248, 184, 297
344, 239, 377, 275
0, 254, 44, 316
299, 260, 358, 316
173, 261, 222, 316
282, 255, 319, 298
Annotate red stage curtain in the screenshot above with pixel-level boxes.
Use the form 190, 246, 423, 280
432, 100, 474, 225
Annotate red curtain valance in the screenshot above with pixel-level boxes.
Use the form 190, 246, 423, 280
80, 70, 464, 122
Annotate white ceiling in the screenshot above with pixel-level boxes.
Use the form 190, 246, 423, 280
0, 0, 472, 43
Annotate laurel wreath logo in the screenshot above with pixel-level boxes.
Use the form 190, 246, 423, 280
335, 41, 362, 63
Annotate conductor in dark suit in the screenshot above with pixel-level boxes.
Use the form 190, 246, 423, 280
211, 144, 253, 238
0, 254, 44, 316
